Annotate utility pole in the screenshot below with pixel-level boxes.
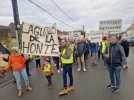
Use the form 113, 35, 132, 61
11, 0, 21, 49
82, 25, 85, 38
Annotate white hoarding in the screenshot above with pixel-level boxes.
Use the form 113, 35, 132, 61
21, 22, 59, 56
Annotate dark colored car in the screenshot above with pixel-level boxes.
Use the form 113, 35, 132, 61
0, 43, 9, 80
127, 37, 134, 46
0, 43, 10, 54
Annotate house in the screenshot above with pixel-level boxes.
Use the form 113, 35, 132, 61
0, 23, 16, 48
122, 23, 134, 39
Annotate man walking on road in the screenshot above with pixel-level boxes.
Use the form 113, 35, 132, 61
119, 36, 129, 69
105, 35, 127, 93
58, 39, 74, 96
76, 38, 87, 72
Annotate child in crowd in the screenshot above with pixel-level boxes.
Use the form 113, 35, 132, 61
41, 57, 53, 86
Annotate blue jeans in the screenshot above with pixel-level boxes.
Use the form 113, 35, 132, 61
62, 64, 73, 88
108, 66, 122, 88
13, 68, 30, 90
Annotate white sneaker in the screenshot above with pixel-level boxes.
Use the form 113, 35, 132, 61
77, 68, 81, 72
54, 64, 57, 67
83, 68, 87, 72
57, 70, 60, 73
60, 68, 63, 72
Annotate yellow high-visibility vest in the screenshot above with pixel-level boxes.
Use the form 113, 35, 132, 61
28, 54, 33, 60
61, 47, 74, 64
43, 63, 51, 73
101, 41, 107, 54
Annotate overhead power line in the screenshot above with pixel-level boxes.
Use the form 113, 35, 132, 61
27, 0, 75, 28
50, 0, 74, 21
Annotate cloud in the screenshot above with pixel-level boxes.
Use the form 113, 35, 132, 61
0, 0, 134, 32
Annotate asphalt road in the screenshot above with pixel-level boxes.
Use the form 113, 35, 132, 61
0, 47, 134, 100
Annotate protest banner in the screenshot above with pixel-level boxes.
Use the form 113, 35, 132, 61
90, 34, 102, 43
87, 32, 102, 43
21, 22, 59, 56
69, 31, 81, 40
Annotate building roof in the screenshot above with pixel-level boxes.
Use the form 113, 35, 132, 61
0, 25, 9, 30
0, 23, 16, 38
127, 23, 134, 31
57, 30, 69, 35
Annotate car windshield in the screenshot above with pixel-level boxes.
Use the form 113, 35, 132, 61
0, 43, 10, 54
130, 37, 134, 40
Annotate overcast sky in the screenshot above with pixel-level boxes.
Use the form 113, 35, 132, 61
0, 0, 134, 32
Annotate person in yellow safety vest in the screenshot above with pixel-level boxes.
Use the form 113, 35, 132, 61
58, 39, 74, 96
29, 54, 33, 61
99, 37, 108, 66
100, 37, 108, 54
101, 41, 107, 54
41, 57, 53, 86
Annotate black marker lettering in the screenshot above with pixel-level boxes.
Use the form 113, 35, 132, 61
44, 44, 51, 54
30, 43, 36, 53
36, 43, 43, 54
34, 26, 40, 37
22, 42, 29, 53
51, 44, 58, 54
46, 34, 55, 43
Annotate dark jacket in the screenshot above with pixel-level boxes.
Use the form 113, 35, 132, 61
120, 40, 129, 57
76, 41, 86, 57
106, 43, 127, 67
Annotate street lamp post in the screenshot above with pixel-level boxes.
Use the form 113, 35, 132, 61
11, 0, 21, 49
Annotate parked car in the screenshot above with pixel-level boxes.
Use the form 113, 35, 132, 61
0, 43, 10, 79
0, 42, 9, 69
127, 37, 134, 46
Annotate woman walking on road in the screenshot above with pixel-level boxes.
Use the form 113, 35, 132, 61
1, 48, 32, 97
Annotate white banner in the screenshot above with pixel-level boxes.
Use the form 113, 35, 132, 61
87, 32, 102, 43
21, 22, 59, 56
90, 34, 102, 43
69, 31, 81, 40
